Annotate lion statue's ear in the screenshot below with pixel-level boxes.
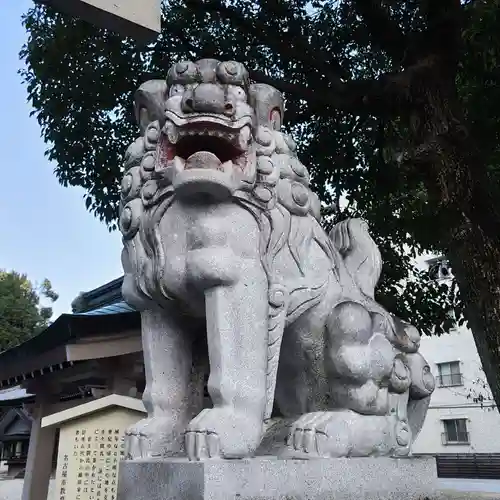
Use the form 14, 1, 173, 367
134, 80, 168, 135
248, 83, 284, 131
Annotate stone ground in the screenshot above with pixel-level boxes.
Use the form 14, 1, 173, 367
0, 479, 55, 500
434, 493, 500, 499
435, 479, 500, 499
0, 460, 497, 500
0, 480, 498, 500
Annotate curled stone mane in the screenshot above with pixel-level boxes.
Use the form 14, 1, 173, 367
233, 126, 334, 283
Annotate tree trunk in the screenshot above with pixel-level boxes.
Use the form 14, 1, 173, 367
406, 60, 500, 409
449, 231, 500, 409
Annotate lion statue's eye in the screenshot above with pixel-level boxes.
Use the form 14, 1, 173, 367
167, 60, 199, 86
228, 85, 247, 102
217, 61, 249, 85
169, 84, 184, 97
270, 109, 282, 130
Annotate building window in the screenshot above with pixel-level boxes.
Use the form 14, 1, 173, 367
442, 419, 469, 445
428, 257, 452, 281
438, 361, 463, 387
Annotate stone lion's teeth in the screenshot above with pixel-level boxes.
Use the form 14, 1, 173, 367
165, 122, 179, 144
176, 126, 244, 142
163, 156, 185, 182
173, 156, 185, 170
221, 160, 233, 172
238, 126, 251, 150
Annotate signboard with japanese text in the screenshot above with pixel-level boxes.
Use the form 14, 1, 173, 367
54, 407, 142, 500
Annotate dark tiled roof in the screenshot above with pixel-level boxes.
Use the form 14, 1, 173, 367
0, 309, 140, 363
72, 276, 126, 313
0, 275, 140, 390
0, 387, 33, 403
0, 276, 138, 361
76, 300, 136, 316
0, 408, 33, 439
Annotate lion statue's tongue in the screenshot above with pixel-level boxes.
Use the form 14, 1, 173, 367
185, 151, 222, 171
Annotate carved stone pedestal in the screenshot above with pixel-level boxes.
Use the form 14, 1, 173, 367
117, 456, 439, 500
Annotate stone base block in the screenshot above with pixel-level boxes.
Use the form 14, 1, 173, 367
117, 456, 439, 500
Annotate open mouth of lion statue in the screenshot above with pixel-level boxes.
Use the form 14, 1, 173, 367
158, 116, 254, 200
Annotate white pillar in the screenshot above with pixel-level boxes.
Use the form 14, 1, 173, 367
48, 0, 161, 41
22, 395, 56, 500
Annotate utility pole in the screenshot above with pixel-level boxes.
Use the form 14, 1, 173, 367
46, 0, 161, 42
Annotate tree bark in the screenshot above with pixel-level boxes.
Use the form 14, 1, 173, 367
403, 57, 500, 408
449, 229, 500, 409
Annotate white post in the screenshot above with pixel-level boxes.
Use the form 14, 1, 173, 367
22, 395, 57, 500
47, 0, 161, 42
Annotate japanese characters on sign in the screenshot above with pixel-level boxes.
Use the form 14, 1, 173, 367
72, 427, 124, 500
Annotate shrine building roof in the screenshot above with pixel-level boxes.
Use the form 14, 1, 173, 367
0, 408, 33, 439
0, 277, 140, 392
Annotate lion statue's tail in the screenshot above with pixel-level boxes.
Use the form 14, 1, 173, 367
330, 218, 435, 444
329, 218, 382, 298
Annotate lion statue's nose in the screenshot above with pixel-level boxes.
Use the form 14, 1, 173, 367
181, 83, 234, 116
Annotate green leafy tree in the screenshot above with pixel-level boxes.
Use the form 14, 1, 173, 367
0, 270, 59, 350
19, 0, 500, 406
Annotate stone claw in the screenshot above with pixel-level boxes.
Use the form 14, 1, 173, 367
287, 412, 338, 457
185, 408, 222, 460
185, 407, 262, 460
185, 429, 220, 460
283, 411, 400, 459
124, 421, 150, 459
124, 416, 185, 459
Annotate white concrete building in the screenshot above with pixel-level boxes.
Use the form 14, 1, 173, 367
412, 323, 500, 455
409, 255, 500, 456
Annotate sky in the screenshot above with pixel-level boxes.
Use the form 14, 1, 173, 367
0, 1, 124, 318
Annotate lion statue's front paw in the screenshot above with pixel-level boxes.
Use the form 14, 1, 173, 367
185, 407, 263, 460
125, 416, 185, 459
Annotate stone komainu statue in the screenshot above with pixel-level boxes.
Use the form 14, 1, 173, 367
119, 58, 435, 461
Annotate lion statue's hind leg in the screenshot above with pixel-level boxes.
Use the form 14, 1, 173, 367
282, 218, 435, 459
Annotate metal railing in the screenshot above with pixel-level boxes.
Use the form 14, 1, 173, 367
438, 373, 463, 387
436, 453, 500, 479
442, 432, 470, 445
